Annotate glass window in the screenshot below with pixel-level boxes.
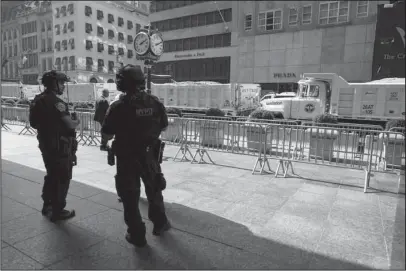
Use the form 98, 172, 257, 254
258, 9, 282, 31
221, 9, 232, 22
222, 33, 231, 46
288, 8, 298, 26
191, 15, 198, 27
319, 1, 349, 25
183, 38, 190, 50
176, 39, 183, 51
356, 1, 369, 17
183, 16, 191, 28
206, 35, 214, 48
198, 14, 206, 26
302, 5, 312, 25
190, 37, 197, 50
245, 14, 252, 31
214, 34, 222, 48
198, 36, 206, 49
205, 12, 214, 24
308, 85, 319, 97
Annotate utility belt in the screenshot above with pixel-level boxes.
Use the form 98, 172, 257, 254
107, 139, 165, 166
40, 134, 78, 165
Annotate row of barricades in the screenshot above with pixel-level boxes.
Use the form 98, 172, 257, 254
2, 106, 404, 193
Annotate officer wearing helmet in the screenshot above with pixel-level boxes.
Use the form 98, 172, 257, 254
29, 70, 80, 222
102, 64, 170, 247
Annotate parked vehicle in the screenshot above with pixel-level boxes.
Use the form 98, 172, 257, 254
260, 73, 405, 127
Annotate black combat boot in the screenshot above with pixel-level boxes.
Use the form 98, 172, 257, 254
50, 209, 76, 222
41, 203, 52, 216
125, 233, 147, 248
152, 220, 171, 236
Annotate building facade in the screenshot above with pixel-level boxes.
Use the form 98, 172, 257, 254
234, 0, 389, 94
51, 1, 149, 83
1, 1, 50, 85
149, 1, 236, 83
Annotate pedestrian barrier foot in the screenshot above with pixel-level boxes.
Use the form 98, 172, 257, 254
19, 125, 36, 136
173, 144, 194, 162
191, 149, 215, 164
252, 157, 273, 175
1, 123, 11, 131
275, 160, 295, 178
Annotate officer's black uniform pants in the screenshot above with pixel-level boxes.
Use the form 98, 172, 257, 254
42, 154, 72, 212
115, 154, 168, 238
97, 121, 108, 147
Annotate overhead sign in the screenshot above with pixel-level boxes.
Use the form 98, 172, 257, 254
274, 73, 297, 78
174, 52, 205, 59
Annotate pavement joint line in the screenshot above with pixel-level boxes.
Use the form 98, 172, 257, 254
377, 196, 391, 261
41, 237, 109, 269
2, 171, 43, 185
3, 240, 46, 268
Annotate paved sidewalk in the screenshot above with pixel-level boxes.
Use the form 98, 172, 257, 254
1, 128, 405, 269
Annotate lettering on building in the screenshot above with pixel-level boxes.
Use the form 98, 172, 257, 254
174, 52, 205, 59
273, 73, 297, 78
384, 53, 406, 60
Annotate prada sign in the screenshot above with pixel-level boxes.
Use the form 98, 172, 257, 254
273, 73, 297, 78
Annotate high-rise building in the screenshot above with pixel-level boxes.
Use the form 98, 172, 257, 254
234, 1, 389, 94
1, 1, 51, 84
51, 1, 149, 83
149, 1, 236, 83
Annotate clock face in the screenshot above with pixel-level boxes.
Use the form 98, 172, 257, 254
150, 33, 164, 56
133, 32, 150, 55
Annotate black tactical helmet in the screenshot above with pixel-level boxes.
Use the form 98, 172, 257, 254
41, 70, 70, 87
116, 64, 145, 92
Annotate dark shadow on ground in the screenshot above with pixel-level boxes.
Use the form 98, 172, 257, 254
1, 159, 402, 269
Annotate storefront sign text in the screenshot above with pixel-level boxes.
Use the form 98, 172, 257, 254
273, 73, 297, 78
384, 53, 406, 60
174, 52, 205, 59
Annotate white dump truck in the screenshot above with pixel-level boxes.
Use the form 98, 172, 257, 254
150, 82, 261, 114
260, 73, 405, 126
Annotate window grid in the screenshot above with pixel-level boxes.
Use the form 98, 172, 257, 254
356, 1, 369, 18
302, 5, 312, 25
319, 1, 349, 25
258, 9, 283, 31
244, 14, 252, 31
288, 8, 298, 26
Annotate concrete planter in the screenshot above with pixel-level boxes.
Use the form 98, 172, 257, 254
306, 129, 338, 160
200, 122, 225, 147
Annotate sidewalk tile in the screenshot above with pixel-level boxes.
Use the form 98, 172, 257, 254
332, 198, 381, 218
320, 224, 387, 258
2, 241, 9, 248
386, 236, 406, 264
13, 223, 104, 266
336, 187, 380, 205
222, 203, 277, 227
328, 207, 384, 234
64, 198, 110, 223
181, 196, 233, 216
299, 182, 339, 196
47, 239, 141, 270
242, 192, 289, 209
279, 199, 331, 222
263, 212, 326, 242
1, 246, 44, 270
291, 190, 335, 207
86, 191, 124, 211
67, 181, 105, 199
2, 197, 37, 223
309, 242, 389, 269
2, 212, 57, 245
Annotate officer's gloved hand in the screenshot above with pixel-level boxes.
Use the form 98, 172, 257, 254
72, 155, 77, 166
156, 173, 166, 191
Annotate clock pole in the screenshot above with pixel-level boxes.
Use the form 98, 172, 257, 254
133, 25, 164, 94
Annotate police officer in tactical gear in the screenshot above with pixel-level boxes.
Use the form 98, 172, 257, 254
29, 70, 80, 222
102, 64, 170, 247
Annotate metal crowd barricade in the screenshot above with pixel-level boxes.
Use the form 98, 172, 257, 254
1, 106, 11, 131
1, 106, 37, 135
76, 111, 101, 146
